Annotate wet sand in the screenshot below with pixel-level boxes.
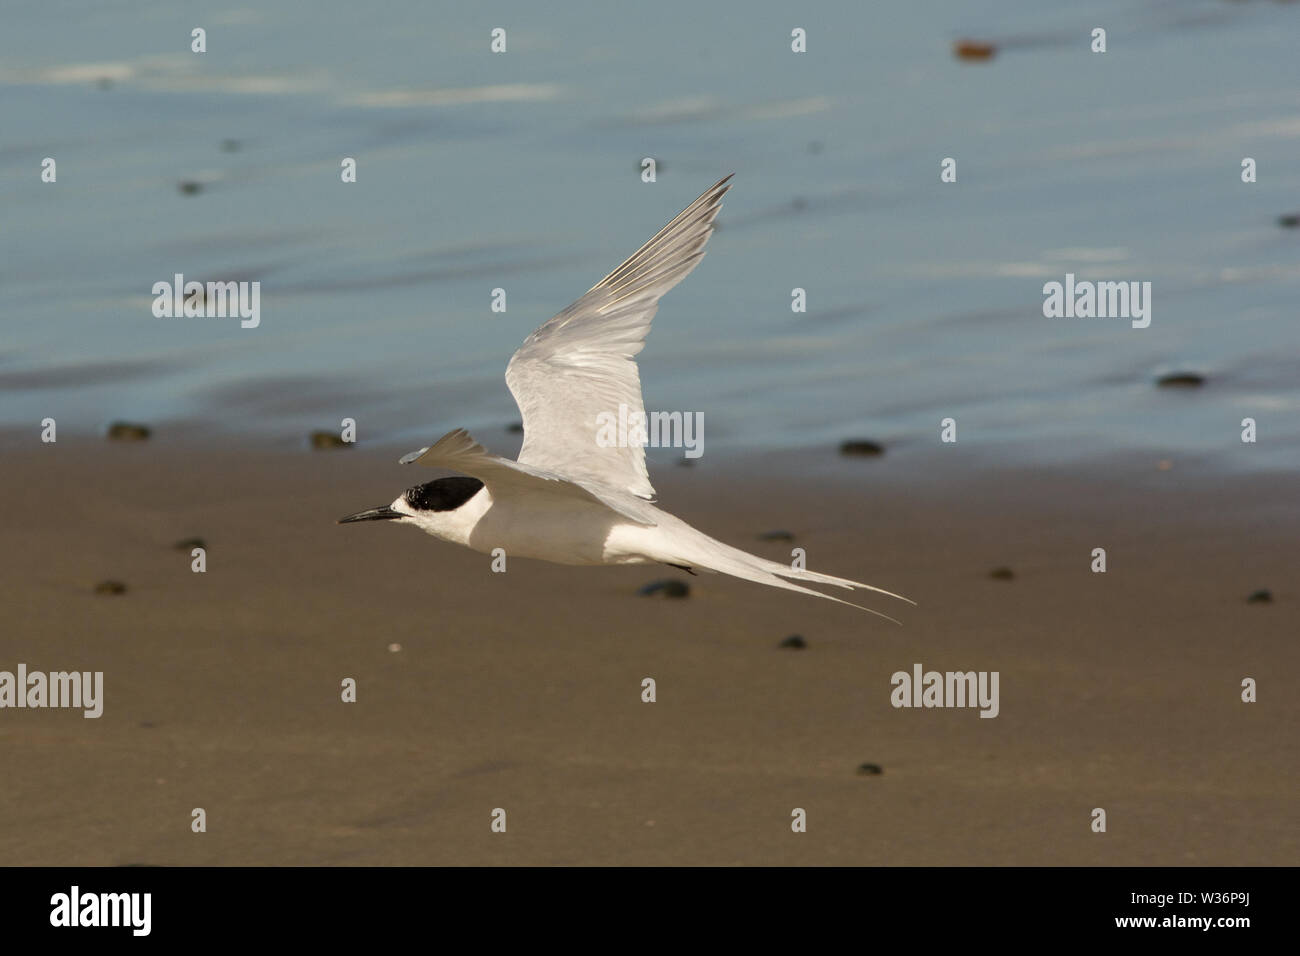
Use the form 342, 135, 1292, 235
0, 430, 1295, 865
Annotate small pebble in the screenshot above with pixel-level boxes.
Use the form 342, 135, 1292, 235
220, 139, 241, 153
954, 40, 997, 61
1246, 590, 1273, 604
107, 422, 151, 441
177, 180, 203, 196
758, 529, 795, 542
1277, 213, 1300, 229
807, 140, 824, 155
1156, 372, 1205, 388
388, 642, 403, 652
638, 579, 690, 599
173, 537, 205, 550
506, 422, 524, 434
779, 635, 807, 649
839, 439, 884, 457
856, 763, 884, 776
989, 566, 1015, 581
94, 580, 127, 595
309, 431, 348, 450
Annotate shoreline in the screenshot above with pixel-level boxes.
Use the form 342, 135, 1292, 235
0, 431, 1295, 864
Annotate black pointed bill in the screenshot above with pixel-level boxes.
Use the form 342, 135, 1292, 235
338, 506, 404, 524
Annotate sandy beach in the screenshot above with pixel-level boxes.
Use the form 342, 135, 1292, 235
1, 427, 1294, 865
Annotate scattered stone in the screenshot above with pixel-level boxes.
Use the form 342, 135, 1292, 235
309, 431, 348, 450
791, 196, 808, 212
387, 642, 403, 653
220, 138, 241, 153
638, 579, 690, 599
1277, 213, 1300, 229
1246, 589, 1273, 604
807, 140, 824, 155
1157, 459, 1174, 471
94, 580, 127, 595
989, 566, 1015, 581
506, 422, 524, 434
96, 77, 114, 91
856, 763, 884, 776
173, 537, 205, 551
177, 180, 203, 196
758, 529, 795, 542
954, 40, 997, 61
779, 635, 807, 649
839, 439, 884, 457
107, 422, 151, 441
1156, 372, 1205, 388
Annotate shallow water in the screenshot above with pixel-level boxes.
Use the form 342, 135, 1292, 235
2, 0, 1297, 471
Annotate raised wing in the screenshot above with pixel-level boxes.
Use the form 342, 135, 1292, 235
504, 175, 732, 500
400, 428, 659, 526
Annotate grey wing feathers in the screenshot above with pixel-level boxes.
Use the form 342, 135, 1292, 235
504, 176, 732, 500
578, 173, 733, 321
401, 428, 660, 526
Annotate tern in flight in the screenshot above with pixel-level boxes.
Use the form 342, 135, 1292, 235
340, 176, 912, 619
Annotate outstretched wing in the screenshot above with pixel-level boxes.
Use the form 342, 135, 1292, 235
400, 428, 659, 526
504, 175, 732, 500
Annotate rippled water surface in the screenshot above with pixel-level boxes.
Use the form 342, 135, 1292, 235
2, 0, 1298, 470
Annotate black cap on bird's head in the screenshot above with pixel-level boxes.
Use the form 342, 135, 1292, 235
338, 476, 484, 524
402, 476, 484, 512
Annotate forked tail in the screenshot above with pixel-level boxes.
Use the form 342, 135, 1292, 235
667, 523, 915, 623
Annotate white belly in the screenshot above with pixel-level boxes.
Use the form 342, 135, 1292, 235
462, 495, 655, 566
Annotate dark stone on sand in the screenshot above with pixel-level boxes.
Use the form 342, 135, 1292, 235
107, 422, 150, 441
173, 537, 206, 551
758, 529, 795, 542
839, 439, 884, 457
506, 422, 524, 434
178, 180, 203, 196
989, 566, 1015, 581
1277, 213, 1300, 228
309, 431, 349, 450
954, 40, 996, 61
856, 763, 884, 776
638, 579, 690, 598
1247, 589, 1273, 604
95, 580, 127, 595
220, 139, 241, 152
779, 635, 807, 649
1156, 372, 1205, 388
